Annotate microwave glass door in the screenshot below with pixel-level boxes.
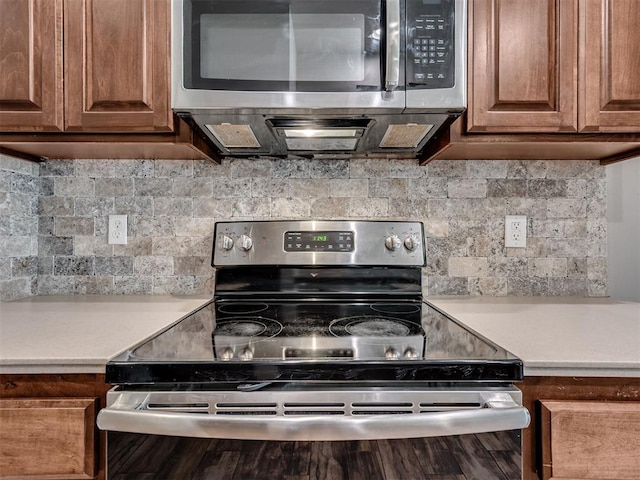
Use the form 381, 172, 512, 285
184, 0, 385, 92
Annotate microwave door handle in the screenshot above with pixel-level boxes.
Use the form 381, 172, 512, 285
385, 0, 401, 91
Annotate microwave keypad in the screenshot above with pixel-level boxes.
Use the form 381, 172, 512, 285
407, 1, 455, 89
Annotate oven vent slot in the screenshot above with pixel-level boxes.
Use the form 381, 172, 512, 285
284, 402, 346, 416
216, 411, 278, 415
352, 410, 413, 415
419, 402, 483, 412
351, 402, 415, 415
215, 402, 278, 416
147, 403, 210, 414
283, 410, 345, 415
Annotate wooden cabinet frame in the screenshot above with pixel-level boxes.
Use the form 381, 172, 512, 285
538, 400, 640, 479
423, 0, 640, 164
0, 0, 172, 133
0, 0, 64, 131
0, 0, 218, 160
0, 374, 111, 480
579, 0, 640, 132
468, 0, 640, 134
64, 0, 172, 132
468, 0, 578, 132
0, 397, 98, 479
519, 376, 640, 480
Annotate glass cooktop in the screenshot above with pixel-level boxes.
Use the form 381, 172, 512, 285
106, 300, 523, 385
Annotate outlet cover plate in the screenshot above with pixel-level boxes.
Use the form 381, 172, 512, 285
108, 215, 127, 245
505, 215, 527, 248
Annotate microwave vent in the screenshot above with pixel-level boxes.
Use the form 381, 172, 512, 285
205, 123, 260, 148
379, 124, 434, 149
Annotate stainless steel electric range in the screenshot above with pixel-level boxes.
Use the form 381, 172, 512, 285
98, 220, 530, 479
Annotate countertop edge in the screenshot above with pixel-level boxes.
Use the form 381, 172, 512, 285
0, 364, 107, 375
523, 367, 640, 378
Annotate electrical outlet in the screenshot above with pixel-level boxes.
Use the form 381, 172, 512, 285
108, 215, 127, 245
505, 215, 527, 248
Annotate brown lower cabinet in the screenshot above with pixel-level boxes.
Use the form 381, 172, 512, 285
0, 374, 110, 480
520, 376, 640, 480
538, 400, 640, 480
2, 374, 640, 480
0, 398, 98, 479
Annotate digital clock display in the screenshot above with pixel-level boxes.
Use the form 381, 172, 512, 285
284, 231, 354, 252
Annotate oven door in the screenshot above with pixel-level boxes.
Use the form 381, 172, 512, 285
99, 385, 529, 479
172, 0, 405, 109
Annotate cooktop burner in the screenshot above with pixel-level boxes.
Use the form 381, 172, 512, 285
217, 303, 269, 314
329, 316, 415, 337
214, 317, 282, 337
370, 304, 422, 314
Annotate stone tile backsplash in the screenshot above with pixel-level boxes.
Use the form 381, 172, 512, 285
0, 154, 39, 301
0, 155, 607, 301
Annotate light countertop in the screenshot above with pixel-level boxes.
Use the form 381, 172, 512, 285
0, 295, 210, 374
1, 295, 638, 377
427, 296, 640, 377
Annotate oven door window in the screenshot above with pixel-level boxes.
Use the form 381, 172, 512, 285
184, 0, 384, 92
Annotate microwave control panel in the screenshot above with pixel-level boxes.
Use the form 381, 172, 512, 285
406, 0, 455, 89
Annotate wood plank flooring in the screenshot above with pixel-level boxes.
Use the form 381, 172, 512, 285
108, 431, 521, 480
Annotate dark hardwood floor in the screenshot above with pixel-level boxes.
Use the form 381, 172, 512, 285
108, 430, 521, 480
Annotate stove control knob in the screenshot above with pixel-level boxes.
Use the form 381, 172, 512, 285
403, 348, 419, 359
219, 347, 234, 360
384, 348, 400, 360
385, 235, 402, 251
403, 236, 420, 252
218, 235, 234, 251
238, 234, 253, 251
238, 347, 254, 361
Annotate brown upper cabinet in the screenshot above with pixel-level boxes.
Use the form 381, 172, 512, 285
0, 0, 64, 131
0, 0, 172, 133
468, 0, 640, 133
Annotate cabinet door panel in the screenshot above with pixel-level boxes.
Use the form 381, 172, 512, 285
579, 0, 640, 131
0, 0, 63, 131
468, 0, 578, 132
539, 400, 640, 479
64, 0, 172, 132
0, 398, 98, 479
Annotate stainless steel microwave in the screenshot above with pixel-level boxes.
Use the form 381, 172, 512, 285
171, 0, 467, 157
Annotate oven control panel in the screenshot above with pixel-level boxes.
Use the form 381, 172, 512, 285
284, 230, 354, 252
213, 220, 426, 267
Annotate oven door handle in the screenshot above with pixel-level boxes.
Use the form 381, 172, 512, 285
385, 0, 401, 91
97, 397, 530, 441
